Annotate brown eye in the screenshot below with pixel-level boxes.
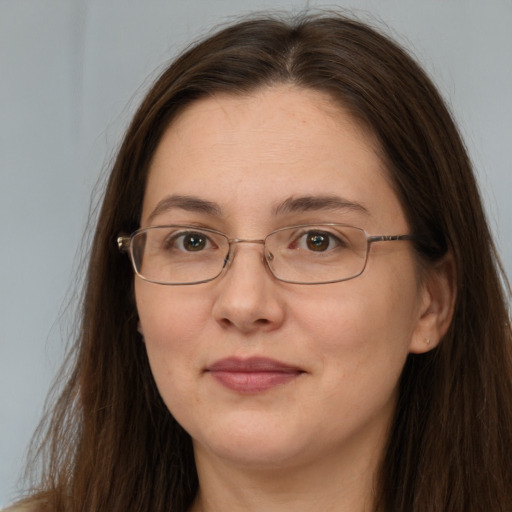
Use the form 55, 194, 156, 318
306, 232, 330, 251
163, 231, 212, 252
182, 233, 207, 251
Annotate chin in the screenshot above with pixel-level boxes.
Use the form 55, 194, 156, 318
199, 440, 305, 470
190, 418, 318, 470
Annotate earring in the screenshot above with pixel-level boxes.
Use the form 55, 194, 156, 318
426, 338, 431, 345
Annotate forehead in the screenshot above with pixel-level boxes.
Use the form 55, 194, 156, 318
141, 86, 406, 232
161, 86, 376, 157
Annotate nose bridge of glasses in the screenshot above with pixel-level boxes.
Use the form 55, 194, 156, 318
228, 237, 266, 246
225, 238, 270, 266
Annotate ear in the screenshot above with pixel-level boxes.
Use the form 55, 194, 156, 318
409, 253, 456, 354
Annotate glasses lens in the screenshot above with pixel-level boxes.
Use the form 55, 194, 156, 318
265, 225, 368, 283
131, 226, 229, 284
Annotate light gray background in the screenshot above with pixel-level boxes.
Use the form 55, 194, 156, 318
1, 0, 511, 506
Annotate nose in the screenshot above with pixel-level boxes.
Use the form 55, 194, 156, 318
211, 242, 286, 334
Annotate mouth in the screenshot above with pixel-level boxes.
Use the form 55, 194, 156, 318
205, 357, 305, 394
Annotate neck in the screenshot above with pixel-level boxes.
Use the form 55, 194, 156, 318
189, 433, 386, 512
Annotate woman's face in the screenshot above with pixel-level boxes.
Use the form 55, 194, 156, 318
136, 86, 433, 471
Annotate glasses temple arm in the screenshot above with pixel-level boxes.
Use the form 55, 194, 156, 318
367, 234, 418, 243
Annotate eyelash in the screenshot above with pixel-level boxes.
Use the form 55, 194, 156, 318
161, 228, 348, 254
163, 231, 216, 252
288, 230, 346, 252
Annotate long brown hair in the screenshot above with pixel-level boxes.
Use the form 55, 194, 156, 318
23, 13, 512, 512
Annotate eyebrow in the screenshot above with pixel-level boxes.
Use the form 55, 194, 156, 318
146, 193, 369, 223
147, 194, 222, 222
273, 195, 370, 216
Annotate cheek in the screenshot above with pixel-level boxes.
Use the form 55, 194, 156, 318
135, 282, 212, 391
136, 282, 210, 342
295, 292, 410, 433
294, 267, 419, 383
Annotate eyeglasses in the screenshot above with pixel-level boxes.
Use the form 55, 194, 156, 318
117, 223, 417, 285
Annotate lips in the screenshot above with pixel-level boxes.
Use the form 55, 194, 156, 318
206, 357, 304, 393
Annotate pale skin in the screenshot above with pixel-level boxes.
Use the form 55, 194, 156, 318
135, 86, 455, 512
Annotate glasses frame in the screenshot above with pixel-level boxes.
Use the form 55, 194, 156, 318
117, 223, 418, 286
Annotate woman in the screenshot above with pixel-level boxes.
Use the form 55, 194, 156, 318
8, 12, 512, 512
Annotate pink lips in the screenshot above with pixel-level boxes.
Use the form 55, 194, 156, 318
206, 357, 304, 393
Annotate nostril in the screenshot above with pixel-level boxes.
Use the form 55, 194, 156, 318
219, 317, 233, 328
217, 316, 271, 333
